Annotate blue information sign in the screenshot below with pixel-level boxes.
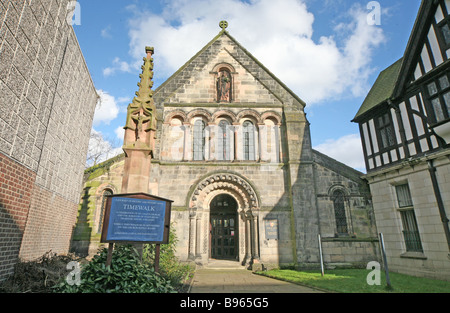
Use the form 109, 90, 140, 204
106, 197, 167, 242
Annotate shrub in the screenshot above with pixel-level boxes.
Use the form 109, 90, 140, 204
54, 245, 176, 293
144, 226, 194, 291
0, 251, 82, 293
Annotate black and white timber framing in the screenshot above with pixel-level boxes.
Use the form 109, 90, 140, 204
353, 0, 450, 172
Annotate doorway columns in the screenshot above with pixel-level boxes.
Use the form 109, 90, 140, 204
240, 209, 260, 267
188, 173, 260, 266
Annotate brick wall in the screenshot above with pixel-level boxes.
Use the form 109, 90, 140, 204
0, 153, 35, 279
19, 184, 79, 260
0, 0, 97, 281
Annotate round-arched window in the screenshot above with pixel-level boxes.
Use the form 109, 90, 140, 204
98, 189, 113, 234
243, 121, 255, 161
218, 120, 231, 161
332, 190, 348, 235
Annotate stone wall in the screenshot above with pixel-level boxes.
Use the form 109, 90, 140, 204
0, 0, 97, 280
154, 162, 291, 264
321, 239, 379, 266
71, 155, 125, 256
73, 149, 380, 268
312, 150, 375, 239
309, 150, 379, 267
367, 151, 450, 280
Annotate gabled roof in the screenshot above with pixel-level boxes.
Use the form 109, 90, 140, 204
352, 58, 403, 122
153, 28, 306, 108
391, 0, 436, 99
352, 0, 438, 123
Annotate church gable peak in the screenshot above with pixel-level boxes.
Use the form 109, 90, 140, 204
154, 23, 305, 108
162, 45, 281, 105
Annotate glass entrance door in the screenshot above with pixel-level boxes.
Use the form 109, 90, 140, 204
210, 195, 238, 260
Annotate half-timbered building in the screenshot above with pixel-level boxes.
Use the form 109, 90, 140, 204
353, 0, 450, 280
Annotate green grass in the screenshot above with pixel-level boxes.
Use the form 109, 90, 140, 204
257, 269, 450, 293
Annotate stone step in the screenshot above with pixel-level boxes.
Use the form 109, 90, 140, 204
200, 259, 245, 269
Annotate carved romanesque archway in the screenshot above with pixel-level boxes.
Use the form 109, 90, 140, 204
188, 173, 260, 266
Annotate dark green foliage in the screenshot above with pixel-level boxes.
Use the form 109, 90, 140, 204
0, 251, 83, 293
54, 245, 176, 293
1, 226, 192, 293
144, 226, 194, 291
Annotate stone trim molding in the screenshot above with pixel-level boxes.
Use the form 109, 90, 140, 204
187, 109, 213, 124
163, 110, 188, 124
327, 184, 350, 197
189, 173, 260, 212
212, 110, 238, 124
237, 109, 263, 124
164, 109, 282, 127
261, 111, 282, 125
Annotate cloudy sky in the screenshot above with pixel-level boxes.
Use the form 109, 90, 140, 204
74, 0, 422, 171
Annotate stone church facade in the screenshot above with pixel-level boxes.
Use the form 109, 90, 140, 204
73, 25, 379, 269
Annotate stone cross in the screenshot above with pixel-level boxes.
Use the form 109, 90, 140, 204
220, 20, 228, 30
121, 47, 156, 194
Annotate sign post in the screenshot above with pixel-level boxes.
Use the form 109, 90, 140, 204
100, 193, 173, 272
318, 234, 325, 277
379, 233, 392, 289
106, 243, 114, 267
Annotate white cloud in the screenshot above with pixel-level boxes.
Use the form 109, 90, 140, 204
115, 126, 125, 141
102, 67, 114, 77
93, 90, 120, 126
117, 97, 131, 104
107, 0, 385, 105
103, 57, 133, 77
101, 25, 112, 38
313, 134, 366, 172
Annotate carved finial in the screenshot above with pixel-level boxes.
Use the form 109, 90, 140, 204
135, 47, 154, 100
124, 46, 157, 134
219, 20, 228, 31
145, 46, 154, 58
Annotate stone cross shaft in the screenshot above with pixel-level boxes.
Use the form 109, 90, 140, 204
121, 47, 156, 194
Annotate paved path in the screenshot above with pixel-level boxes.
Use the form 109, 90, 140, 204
189, 262, 324, 293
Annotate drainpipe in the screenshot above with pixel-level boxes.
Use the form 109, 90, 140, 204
427, 159, 450, 252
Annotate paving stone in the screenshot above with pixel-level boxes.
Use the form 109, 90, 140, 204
189, 266, 324, 294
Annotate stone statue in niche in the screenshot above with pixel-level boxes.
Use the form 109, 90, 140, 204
217, 69, 231, 102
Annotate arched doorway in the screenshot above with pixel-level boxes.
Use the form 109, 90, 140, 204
188, 173, 260, 266
210, 194, 238, 260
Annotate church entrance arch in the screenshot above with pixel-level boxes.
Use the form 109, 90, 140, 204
188, 173, 260, 266
210, 194, 238, 260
